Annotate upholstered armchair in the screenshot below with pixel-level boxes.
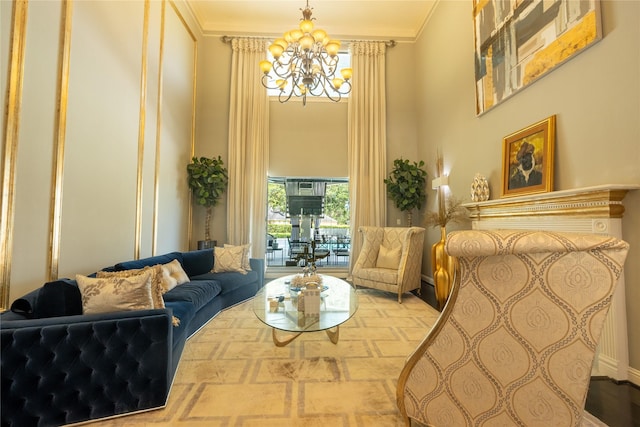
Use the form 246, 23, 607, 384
352, 226, 425, 303
397, 229, 629, 427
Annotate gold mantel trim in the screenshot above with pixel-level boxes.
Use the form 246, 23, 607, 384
463, 186, 638, 220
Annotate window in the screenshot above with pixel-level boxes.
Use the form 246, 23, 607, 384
266, 177, 350, 270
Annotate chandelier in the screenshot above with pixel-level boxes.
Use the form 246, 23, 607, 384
259, 1, 352, 106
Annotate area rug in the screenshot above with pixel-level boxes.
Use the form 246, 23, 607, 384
87, 288, 608, 427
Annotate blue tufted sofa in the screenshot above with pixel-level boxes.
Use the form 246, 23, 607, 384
1, 248, 264, 427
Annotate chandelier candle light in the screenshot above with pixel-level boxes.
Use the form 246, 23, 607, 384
259, 0, 352, 105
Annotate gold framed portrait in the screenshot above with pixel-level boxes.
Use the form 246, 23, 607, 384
501, 115, 555, 198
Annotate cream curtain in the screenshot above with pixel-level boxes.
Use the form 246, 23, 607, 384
227, 38, 269, 257
347, 41, 388, 272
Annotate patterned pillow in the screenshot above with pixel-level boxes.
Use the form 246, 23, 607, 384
163, 258, 189, 286
213, 245, 247, 274
376, 244, 402, 270
76, 273, 153, 315
98, 265, 165, 309
224, 243, 252, 271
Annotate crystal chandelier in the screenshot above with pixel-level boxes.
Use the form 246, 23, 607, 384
259, 1, 352, 106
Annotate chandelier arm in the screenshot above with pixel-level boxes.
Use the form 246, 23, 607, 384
327, 93, 342, 102
261, 75, 284, 90
278, 88, 295, 103
327, 80, 351, 95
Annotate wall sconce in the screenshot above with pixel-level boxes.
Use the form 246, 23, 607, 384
432, 175, 449, 189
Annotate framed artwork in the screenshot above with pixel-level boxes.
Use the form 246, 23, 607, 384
473, 0, 602, 115
501, 115, 555, 198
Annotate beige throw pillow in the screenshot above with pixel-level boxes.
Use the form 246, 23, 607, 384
162, 259, 189, 286
224, 243, 252, 271
76, 273, 153, 315
97, 265, 165, 309
213, 245, 247, 274
160, 266, 179, 292
376, 244, 402, 270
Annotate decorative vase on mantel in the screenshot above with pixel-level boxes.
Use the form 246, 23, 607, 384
470, 173, 490, 202
431, 226, 456, 310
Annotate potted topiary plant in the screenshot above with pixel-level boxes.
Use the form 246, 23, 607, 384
384, 158, 428, 226
187, 156, 229, 249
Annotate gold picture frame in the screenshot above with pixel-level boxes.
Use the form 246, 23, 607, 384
501, 115, 555, 198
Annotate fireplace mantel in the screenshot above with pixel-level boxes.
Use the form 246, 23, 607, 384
462, 184, 639, 382
462, 184, 638, 220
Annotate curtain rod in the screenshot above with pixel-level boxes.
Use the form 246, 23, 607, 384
221, 35, 396, 47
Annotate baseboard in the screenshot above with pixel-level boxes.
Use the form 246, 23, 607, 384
628, 366, 640, 386
594, 353, 620, 379
593, 353, 640, 386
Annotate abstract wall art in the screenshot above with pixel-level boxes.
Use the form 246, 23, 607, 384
473, 0, 602, 115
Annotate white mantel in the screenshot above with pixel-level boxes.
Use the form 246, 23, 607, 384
463, 184, 639, 382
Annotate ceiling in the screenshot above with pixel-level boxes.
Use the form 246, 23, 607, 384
185, 1, 438, 42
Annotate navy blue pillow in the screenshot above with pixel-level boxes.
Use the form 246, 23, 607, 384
10, 298, 34, 318
34, 279, 82, 318
115, 252, 183, 271
181, 249, 214, 276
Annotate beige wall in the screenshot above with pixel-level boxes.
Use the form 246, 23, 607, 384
1, 0, 198, 304
414, 0, 640, 376
269, 100, 348, 178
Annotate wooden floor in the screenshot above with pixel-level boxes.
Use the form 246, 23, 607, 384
417, 283, 640, 427
585, 378, 640, 427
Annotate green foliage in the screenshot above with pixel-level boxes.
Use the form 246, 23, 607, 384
267, 223, 350, 239
268, 182, 287, 214
267, 222, 292, 238
187, 156, 229, 208
384, 158, 428, 212
324, 183, 349, 224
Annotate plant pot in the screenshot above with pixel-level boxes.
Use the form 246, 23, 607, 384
197, 240, 217, 250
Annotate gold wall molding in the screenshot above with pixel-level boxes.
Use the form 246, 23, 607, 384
152, 0, 166, 256
463, 184, 639, 220
135, 0, 150, 260
48, 0, 73, 282
1, 0, 28, 309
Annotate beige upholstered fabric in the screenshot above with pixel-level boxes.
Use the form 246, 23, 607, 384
76, 273, 154, 315
397, 229, 629, 427
352, 226, 425, 303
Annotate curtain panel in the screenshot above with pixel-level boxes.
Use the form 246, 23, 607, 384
227, 38, 269, 257
347, 41, 388, 273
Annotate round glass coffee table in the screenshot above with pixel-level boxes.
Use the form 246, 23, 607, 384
253, 274, 358, 347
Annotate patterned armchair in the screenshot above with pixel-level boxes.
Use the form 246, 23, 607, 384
397, 229, 629, 427
352, 226, 425, 303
